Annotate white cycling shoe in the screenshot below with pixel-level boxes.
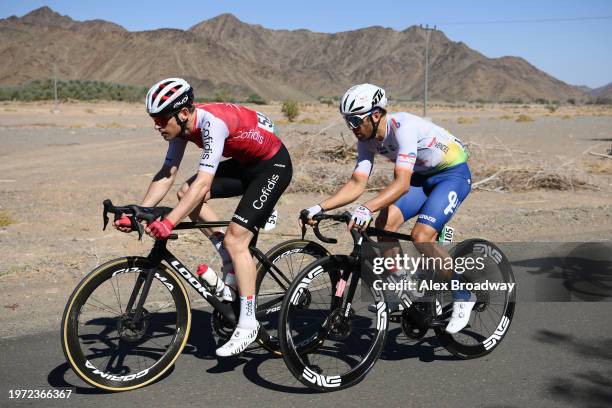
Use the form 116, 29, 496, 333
445, 293, 477, 334
215, 323, 260, 357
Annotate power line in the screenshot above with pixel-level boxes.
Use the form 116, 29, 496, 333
433, 15, 612, 27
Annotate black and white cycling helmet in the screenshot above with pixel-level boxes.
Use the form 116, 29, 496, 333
340, 84, 387, 115
145, 77, 194, 117
339, 84, 387, 130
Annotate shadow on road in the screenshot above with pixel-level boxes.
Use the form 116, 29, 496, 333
534, 329, 612, 406
512, 242, 612, 301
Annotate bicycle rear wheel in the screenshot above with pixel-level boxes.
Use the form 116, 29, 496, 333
61, 257, 190, 391
434, 239, 516, 358
279, 255, 388, 391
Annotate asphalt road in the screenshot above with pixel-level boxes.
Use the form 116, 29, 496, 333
1, 242, 611, 408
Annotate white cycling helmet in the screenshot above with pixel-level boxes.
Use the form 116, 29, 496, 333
339, 83, 387, 116
145, 77, 194, 117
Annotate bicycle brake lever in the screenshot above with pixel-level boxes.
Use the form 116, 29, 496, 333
102, 209, 109, 231
102, 199, 111, 230
131, 217, 144, 240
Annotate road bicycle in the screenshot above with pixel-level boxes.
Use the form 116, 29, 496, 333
61, 200, 330, 391
278, 212, 516, 391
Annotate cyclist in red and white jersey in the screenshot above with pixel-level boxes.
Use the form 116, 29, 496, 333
114, 78, 292, 356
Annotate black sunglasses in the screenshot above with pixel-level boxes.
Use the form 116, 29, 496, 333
343, 113, 370, 129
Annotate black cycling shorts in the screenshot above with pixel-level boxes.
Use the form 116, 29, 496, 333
209, 144, 292, 234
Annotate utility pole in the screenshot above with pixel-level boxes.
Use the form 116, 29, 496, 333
53, 62, 59, 113
420, 24, 436, 119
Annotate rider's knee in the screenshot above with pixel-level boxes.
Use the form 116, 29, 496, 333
412, 227, 436, 243
223, 231, 248, 255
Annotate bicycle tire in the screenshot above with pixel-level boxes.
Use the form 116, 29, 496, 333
61, 256, 191, 391
434, 239, 516, 359
279, 255, 388, 391
254, 239, 330, 355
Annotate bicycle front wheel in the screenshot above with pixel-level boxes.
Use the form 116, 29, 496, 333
255, 239, 330, 355
61, 257, 191, 391
279, 255, 388, 392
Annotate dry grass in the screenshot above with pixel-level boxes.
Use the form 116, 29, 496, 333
457, 116, 474, 124
97, 122, 125, 128
516, 114, 534, 122
0, 210, 15, 227
299, 117, 318, 124
585, 159, 612, 175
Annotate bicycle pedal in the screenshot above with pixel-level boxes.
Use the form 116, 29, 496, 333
428, 318, 447, 328
389, 314, 402, 324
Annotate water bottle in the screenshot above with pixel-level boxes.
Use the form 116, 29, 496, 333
197, 264, 235, 302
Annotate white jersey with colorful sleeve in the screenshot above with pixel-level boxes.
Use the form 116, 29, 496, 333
353, 112, 468, 177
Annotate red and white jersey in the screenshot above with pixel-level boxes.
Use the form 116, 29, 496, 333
164, 103, 281, 173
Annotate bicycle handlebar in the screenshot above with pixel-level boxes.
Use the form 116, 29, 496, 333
102, 199, 177, 240
299, 210, 412, 245
299, 210, 353, 244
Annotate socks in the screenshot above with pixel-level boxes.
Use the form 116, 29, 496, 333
238, 295, 257, 329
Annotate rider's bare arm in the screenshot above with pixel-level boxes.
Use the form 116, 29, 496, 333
141, 138, 187, 207
320, 172, 368, 211
363, 167, 412, 212
141, 164, 180, 207
165, 170, 214, 225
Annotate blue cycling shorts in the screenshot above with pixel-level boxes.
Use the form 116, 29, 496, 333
393, 162, 472, 232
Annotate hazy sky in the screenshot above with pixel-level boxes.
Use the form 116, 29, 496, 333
2, 1, 611, 88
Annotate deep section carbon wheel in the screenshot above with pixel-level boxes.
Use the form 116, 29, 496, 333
61, 257, 190, 391
253, 239, 330, 355
279, 255, 388, 391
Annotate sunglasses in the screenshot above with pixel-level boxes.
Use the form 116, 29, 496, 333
152, 115, 173, 127
343, 112, 370, 129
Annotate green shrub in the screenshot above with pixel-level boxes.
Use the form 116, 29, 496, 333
213, 89, 234, 103
0, 210, 14, 227
0, 79, 146, 101
245, 93, 267, 105
281, 100, 300, 122
516, 114, 534, 122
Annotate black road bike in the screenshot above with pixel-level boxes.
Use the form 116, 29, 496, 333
61, 200, 330, 392
278, 212, 516, 391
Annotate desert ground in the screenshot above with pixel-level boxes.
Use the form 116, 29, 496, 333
0, 100, 611, 337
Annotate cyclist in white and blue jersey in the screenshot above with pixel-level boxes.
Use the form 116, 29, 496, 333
302, 84, 475, 333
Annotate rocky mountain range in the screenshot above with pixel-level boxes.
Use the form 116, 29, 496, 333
0, 6, 597, 102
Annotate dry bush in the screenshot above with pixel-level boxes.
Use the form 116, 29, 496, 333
0, 210, 15, 227
457, 116, 474, 124
516, 114, 534, 122
467, 142, 598, 192
585, 159, 612, 175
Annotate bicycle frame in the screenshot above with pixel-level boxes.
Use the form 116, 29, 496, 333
123, 220, 295, 330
